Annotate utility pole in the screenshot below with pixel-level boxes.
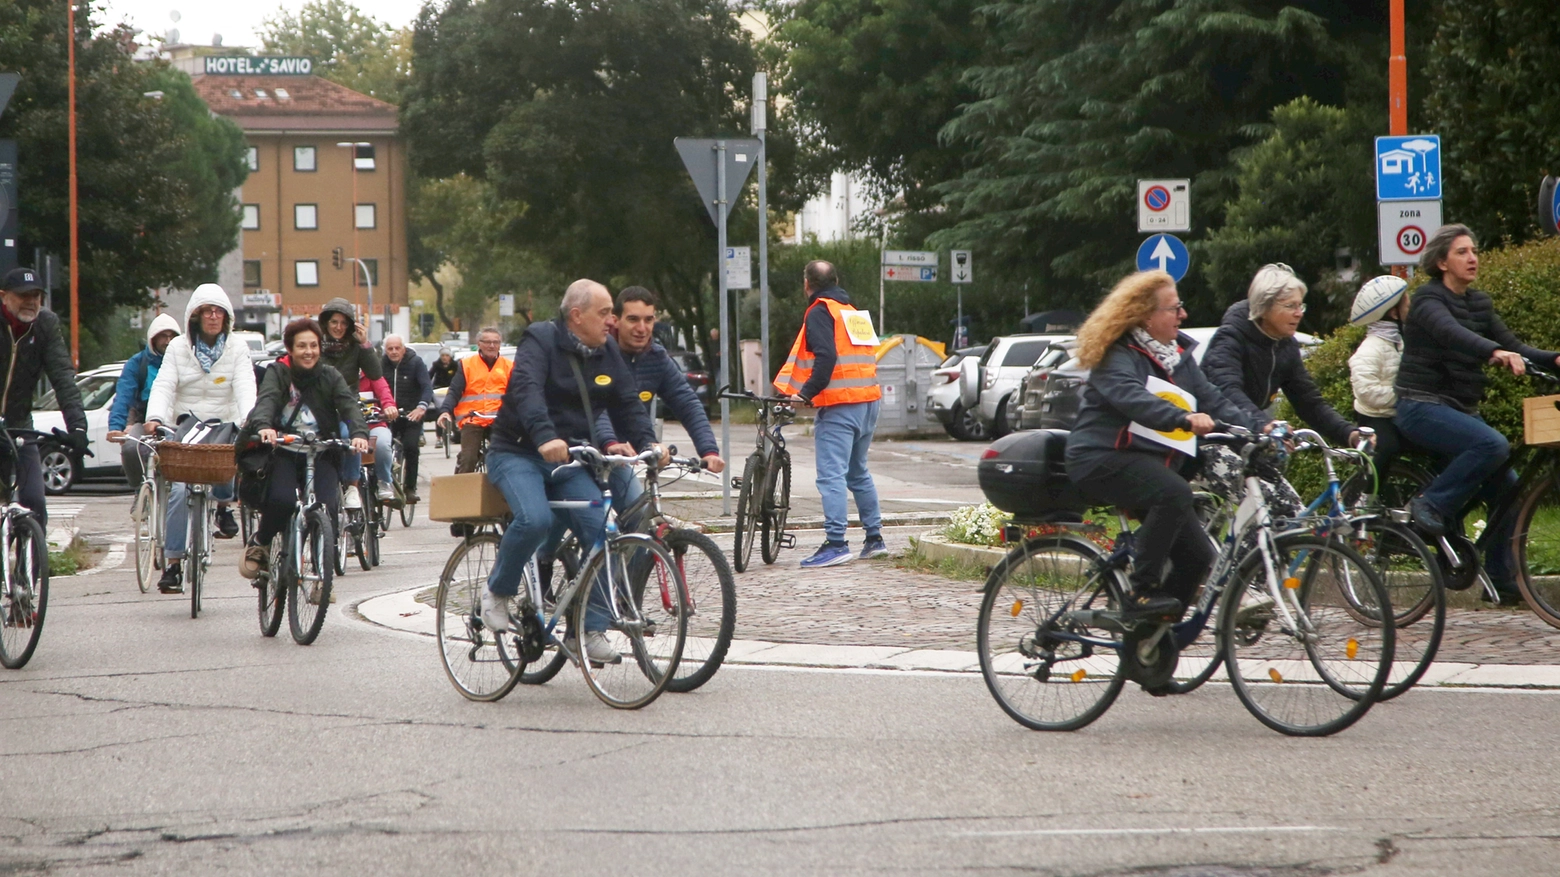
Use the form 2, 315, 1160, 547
753, 73, 771, 386
67, 1, 80, 367
716, 140, 732, 515
1389, 0, 1409, 280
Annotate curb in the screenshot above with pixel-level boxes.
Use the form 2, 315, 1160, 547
910, 531, 1010, 569
694, 510, 954, 535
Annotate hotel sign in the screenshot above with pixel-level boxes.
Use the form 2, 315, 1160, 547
203, 56, 314, 76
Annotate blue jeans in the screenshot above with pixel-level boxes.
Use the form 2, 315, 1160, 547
1395, 398, 1518, 582
338, 422, 393, 486
814, 399, 883, 543
485, 449, 611, 631
164, 479, 234, 560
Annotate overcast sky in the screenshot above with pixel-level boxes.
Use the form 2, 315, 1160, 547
101, 0, 428, 49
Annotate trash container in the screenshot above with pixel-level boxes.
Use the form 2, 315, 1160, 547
872, 335, 947, 439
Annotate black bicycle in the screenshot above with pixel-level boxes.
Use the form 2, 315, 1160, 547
0, 421, 58, 669
258, 432, 350, 644
720, 391, 796, 572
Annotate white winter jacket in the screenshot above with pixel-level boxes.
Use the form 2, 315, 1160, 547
145, 284, 257, 425
1349, 330, 1401, 418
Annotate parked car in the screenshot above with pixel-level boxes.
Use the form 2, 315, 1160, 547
1018, 340, 1079, 431
926, 346, 988, 441
230, 330, 268, 360
960, 334, 1072, 439
667, 349, 714, 417
33, 363, 125, 494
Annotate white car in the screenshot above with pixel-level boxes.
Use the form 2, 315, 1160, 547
960, 334, 1072, 439
925, 346, 988, 441
230, 331, 268, 360
33, 363, 125, 494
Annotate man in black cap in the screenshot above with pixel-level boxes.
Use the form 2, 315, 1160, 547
0, 268, 88, 523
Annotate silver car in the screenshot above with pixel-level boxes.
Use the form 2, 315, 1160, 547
962, 334, 1072, 439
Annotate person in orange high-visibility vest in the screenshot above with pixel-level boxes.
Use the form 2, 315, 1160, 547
436, 327, 512, 474
774, 260, 885, 568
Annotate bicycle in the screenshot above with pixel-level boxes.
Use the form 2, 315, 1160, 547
434, 446, 689, 709
539, 447, 736, 693
157, 434, 237, 620
392, 436, 416, 527
719, 391, 795, 572
977, 426, 1397, 737
112, 431, 166, 594
0, 420, 54, 669
257, 432, 350, 644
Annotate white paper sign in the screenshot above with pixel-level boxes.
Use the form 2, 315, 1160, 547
1127, 375, 1197, 455
840, 308, 879, 347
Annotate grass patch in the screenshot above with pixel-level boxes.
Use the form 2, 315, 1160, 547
898, 540, 993, 583
49, 536, 92, 577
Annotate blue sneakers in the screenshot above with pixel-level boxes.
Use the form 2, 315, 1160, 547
859, 535, 888, 559
801, 541, 854, 568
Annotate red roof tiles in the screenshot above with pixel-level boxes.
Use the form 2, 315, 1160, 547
192, 74, 397, 133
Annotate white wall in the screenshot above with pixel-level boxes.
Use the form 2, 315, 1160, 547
790, 171, 876, 243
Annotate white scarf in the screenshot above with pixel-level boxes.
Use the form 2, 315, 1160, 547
1366, 319, 1401, 347
1130, 328, 1182, 372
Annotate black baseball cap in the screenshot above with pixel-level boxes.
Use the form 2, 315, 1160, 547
2, 268, 44, 294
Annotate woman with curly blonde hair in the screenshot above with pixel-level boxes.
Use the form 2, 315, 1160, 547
1065, 271, 1258, 626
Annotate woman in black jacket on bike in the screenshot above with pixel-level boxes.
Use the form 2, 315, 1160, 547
1065, 271, 1260, 621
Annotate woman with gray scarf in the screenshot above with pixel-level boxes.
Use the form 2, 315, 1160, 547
1348, 275, 1413, 486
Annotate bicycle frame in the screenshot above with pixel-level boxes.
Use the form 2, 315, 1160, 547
276, 437, 344, 590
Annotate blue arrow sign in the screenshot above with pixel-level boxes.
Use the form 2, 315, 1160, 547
1376, 135, 1442, 201
1136, 233, 1189, 282
1551, 183, 1560, 234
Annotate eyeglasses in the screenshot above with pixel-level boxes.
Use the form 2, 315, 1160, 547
1157, 302, 1187, 314
1276, 302, 1308, 315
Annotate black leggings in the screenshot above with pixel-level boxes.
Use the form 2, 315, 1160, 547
1070, 451, 1213, 602
1355, 412, 1427, 486
255, 453, 340, 546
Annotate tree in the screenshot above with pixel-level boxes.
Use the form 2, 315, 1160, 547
1423, 1, 1560, 247
0, 0, 248, 364
258, 0, 410, 101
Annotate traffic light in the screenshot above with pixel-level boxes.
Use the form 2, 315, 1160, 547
331, 247, 344, 269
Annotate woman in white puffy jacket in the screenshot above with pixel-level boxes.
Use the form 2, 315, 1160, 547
1349, 275, 1414, 489
143, 284, 258, 594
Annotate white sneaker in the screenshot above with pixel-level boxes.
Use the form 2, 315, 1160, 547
480, 588, 511, 635
343, 487, 362, 511
583, 630, 621, 665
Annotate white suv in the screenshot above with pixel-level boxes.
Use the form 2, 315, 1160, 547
959, 334, 1072, 438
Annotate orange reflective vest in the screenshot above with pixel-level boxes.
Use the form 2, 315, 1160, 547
773, 298, 882, 406
453, 355, 512, 427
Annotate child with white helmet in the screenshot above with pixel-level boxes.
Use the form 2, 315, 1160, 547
1348, 274, 1411, 490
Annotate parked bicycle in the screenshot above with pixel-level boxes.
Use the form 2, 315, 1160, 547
720, 391, 795, 572
434, 446, 689, 709
0, 420, 55, 669
256, 432, 350, 644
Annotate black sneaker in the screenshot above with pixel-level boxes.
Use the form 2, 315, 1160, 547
1120, 591, 1183, 622
215, 506, 239, 539
158, 561, 184, 594
1409, 497, 1447, 538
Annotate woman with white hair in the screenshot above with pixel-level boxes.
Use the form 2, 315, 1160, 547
1202, 263, 1360, 448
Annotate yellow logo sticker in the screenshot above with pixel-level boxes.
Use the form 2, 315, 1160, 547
1154, 390, 1193, 441
594, 374, 611, 386
639, 390, 653, 402
213, 376, 226, 384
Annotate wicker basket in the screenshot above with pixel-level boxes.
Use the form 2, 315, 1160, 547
159, 441, 237, 484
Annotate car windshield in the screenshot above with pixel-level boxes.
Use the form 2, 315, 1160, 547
1002, 339, 1055, 367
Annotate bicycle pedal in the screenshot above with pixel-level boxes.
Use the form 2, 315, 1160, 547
778, 533, 796, 549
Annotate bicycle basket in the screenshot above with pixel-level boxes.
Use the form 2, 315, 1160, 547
159, 441, 237, 484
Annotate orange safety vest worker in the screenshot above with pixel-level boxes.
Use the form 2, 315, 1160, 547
452, 355, 513, 428
773, 298, 882, 406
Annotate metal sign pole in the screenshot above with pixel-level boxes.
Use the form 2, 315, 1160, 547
754, 73, 771, 386
716, 140, 731, 516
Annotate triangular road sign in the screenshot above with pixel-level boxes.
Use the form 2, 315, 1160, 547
676, 137, 761, 226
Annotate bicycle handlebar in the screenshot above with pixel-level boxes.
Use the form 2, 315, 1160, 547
717, 389, 794, 405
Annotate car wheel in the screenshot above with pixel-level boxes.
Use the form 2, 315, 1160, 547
41, 444, 77, 495
950, 401, 985, 442
1003, 395, 1024, 435
992, 395, 1015, 439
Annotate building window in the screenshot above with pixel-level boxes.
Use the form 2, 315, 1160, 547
254, 89, 269, 99
295, 261, 319, 287
293, 146, 317, 172
353, 143, 376, 171
294, 204, 318, 230
240, 204, 260, 230
245, 146, 258, 172
275, 87, 291, 100
352, 258, 380, 287
354, 203, 376, 229
243, 260, 262, 288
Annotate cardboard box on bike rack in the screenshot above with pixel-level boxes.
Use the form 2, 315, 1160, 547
976, 429, 1089, 520
428, 473, 509, 521
1523, 394, 1560, 447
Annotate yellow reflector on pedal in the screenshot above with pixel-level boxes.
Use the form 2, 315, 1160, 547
1268, 668, 1283, 684
1071, 669, 1087, 683
1347, 638, 1359, 660
1283, 576, 1300, 590
1010, 600, 1023, 617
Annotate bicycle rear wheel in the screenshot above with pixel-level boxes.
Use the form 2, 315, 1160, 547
977, 534, 1127, 732
0, 515, 48, 669
366, 499, 383, 568
1514, 472, 1560, 628
1222, 534, 1394, 737
133, 481, 156, 593
574, 535, 687, 709
1349, 520, 1444, 700
436, 533, 524, 701
760, 453, 792, 565
257, 532, 286, 638
660, 529, 736, 693
288, 507, 335, 644
353, 487, 371, 572
732, 453, 761, 572
188, 492, 206, 619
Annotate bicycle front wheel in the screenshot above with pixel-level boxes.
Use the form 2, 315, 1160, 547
732, 454, 761, 572
436, 533, 524, 701
1514, 472, 1560, 628
353, 490, 371, 572
365, 501, 383, 568
1349, 520, 1444, 700
760, 452, 791, 565
289, 507, 335, 645
660, 529, 736, 693
1222, 535, 1394, 737
188, 492, 206, 619
257, 533, 286, 638
977, 534, 1127, 732
333, 508, 349, 577
0, 515, 49, 669
574, 535, 687, 709
133, 481, 156, 593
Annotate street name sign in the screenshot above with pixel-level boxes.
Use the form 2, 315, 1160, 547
881, 265, 938, 282
950, 250, 973, 284
1377, 200, 1442, 266
1137, 179, 1190, 233
882, 250, 937, 267
1135, 233, 1190, 282
725, 246, 752, 289
1376, 135, 1442, 201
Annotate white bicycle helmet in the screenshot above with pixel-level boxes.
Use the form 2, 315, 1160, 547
1350, 275, 1408, 326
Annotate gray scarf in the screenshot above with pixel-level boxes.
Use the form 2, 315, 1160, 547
1366, 319, 1402, 347
1130, 328, 1182, 373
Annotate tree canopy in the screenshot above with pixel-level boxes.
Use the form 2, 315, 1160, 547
258, 0, 411, 102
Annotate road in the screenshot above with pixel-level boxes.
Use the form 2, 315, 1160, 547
5, 430, 1559, 875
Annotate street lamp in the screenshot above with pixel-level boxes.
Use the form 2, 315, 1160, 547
336, 141, 373, 340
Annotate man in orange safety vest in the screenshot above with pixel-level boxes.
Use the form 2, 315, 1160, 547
437, 327, 512, 474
